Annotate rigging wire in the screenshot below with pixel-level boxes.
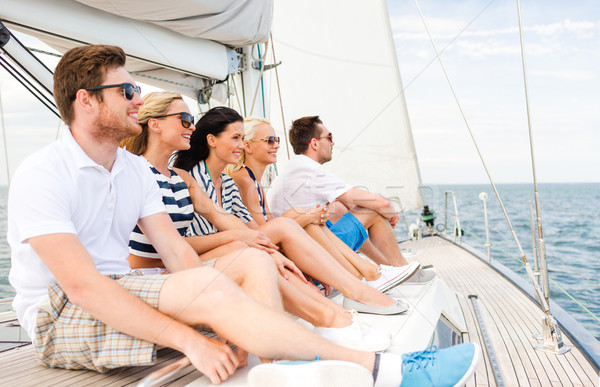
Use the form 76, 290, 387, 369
412, 0, 551, 315
462, 227, 600, 324
269, 33, 291, 160
0, 83, 10, 186
0, 58, 59, 118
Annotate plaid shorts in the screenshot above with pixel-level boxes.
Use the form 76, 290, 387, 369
33, 271, 167, 372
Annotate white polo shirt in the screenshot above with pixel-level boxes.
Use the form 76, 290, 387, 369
267, 155, 351, 217
7, 130, 166, 338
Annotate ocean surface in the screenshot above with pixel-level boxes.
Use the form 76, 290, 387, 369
1, 183, 599, 340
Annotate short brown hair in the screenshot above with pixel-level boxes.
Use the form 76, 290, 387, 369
289, 116, 323, 154
53, 45, 126, 126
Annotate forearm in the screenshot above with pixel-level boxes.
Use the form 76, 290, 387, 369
339, 188, 396, 218
185, 232, 240, 255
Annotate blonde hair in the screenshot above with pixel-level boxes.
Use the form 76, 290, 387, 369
225, 117, 271, 174
120, 91, 183, 155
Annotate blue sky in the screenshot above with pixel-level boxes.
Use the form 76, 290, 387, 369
0, 0, 598, 185
386, 0, 600, 184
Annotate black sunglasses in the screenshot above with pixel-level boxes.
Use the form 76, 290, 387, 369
256, 136, 281, 146
308, 132, 333, 144
85, 82, 141, 101
152, 112, 195, 128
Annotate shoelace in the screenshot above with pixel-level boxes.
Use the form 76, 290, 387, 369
349, 310, 373, 336
401, 345, 438, 372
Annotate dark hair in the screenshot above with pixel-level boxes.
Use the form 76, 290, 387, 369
289, 116, 323, 154
53, 45, 126, 126
173, 106, 243, 171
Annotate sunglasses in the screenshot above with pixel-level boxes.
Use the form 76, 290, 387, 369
85, 82, 142, 101
152, 112, 195, 128
308, 132, 333, 144
256, 136, 281, 146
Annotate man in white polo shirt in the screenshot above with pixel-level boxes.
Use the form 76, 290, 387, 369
268, 116, 434, 284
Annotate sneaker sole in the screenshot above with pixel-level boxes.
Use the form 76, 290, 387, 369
248, 360, 374, 387
452, 342, 481, 387
378, 262, 421, 293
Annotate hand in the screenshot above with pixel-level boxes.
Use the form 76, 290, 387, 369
235, 229, 279, 253
308, 204, 329, 225
216, 335, 248, 368
279, 254, 309, 283
321, 282, 332, 296
185, 335, 239, 384
389, 214, 400, 229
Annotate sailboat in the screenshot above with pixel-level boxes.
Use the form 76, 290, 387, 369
1, 0, 598, 385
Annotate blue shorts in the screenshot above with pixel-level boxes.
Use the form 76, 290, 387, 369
326, 212, 368, 251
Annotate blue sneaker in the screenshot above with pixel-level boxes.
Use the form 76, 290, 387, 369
400, 343, 481, 387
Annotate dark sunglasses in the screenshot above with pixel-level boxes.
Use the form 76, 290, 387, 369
257, 136, 281, 146
85, 82, 141, 101
308, 132, 333, 144
152, 112, 195, 128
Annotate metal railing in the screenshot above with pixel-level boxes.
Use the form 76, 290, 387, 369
443, 191, 462, 244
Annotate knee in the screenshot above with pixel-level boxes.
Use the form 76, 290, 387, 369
327, 201, 348, 221
268, 217, 302, 238
242, 248, 279, 276
183, 266, 239, 301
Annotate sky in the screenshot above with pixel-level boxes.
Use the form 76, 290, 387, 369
387, 0, 600, 184
0, 0, 599, 185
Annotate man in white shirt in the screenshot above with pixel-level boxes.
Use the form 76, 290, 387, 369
268, 116, 433, 279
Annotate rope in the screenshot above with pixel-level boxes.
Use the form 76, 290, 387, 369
270, 33, 291, 160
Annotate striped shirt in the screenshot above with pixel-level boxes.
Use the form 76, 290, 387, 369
129, 161, 194, 258
188, 161, 253, 236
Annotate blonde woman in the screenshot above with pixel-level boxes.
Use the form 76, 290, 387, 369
121, 92, 391, 352
228, 118, 419, 291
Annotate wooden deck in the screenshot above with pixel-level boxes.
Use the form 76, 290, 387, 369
0, 235, 597, 386
401, 236, 599, 387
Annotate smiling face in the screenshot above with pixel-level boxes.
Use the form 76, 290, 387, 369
211, 120, 245, 164
93, 66, 143, 144
246, 123, 280, 166
154, 99, 195, 152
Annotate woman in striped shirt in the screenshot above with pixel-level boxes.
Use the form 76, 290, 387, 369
122, 92, 391, 352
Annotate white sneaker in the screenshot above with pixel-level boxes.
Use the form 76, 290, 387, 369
402, 267, 437, 285
314, 311, 391, 352
248, 359, 373, 387
365, 261, 420, 292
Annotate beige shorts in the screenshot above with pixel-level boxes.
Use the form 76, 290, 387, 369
33, 271, 167, 372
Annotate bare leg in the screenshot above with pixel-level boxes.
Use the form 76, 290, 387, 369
319, 226, 381, 280
158, 262, 375, 369
303, 223, 363, 279
351, 207, 408, 267
280, 271, 351, 328
258, 217, 395, 307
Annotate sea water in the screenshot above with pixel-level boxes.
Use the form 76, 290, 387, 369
0, 183, 599, 339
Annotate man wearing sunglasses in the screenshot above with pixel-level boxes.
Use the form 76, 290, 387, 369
267, 116, 436, 285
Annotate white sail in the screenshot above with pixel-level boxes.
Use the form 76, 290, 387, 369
1, 0, 273, 99
265, 0, 422, 211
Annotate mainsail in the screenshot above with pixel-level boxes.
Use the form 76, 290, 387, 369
266, 0, 423, 210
